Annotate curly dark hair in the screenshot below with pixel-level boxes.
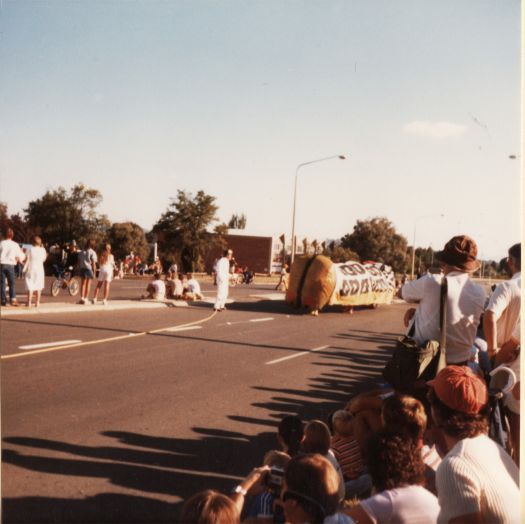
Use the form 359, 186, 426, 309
366, 430, 425, 492
427, 388, 489, 439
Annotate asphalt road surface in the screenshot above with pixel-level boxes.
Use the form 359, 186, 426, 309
2, 276, 409, 523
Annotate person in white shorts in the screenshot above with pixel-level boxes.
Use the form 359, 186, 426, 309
92, 244, 115, 305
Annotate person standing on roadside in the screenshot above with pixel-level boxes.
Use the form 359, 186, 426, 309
78, 239, 98, 304
92, 243, 115, 305
24, 235, 47, 308
483, 243, 521, 363
214, 249, 232, 311
0, 228, 26, 307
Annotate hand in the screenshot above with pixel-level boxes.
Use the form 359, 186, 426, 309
495, 340, 520, 366
404, 308, 416, 328
240, 466, 271, 494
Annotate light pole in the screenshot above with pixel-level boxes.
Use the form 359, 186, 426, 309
411, 214, 444, 280
290, 154, 346, 264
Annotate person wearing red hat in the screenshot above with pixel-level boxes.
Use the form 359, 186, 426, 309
428, 366, 519, 524
399, 235, 486, 365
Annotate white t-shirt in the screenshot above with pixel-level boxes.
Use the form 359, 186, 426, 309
187, 278, 201, 295
151, 279, 166, 298
361, 485, 440, 524
0, 239, 26, 265
436, 434, 519, 524
486, 273, 521, 347
401, 272, 486, 363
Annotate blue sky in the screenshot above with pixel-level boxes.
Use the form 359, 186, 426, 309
0, 0, 521, 260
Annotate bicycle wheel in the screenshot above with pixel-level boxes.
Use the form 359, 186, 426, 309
68, 277, 80, 296
51, 279, 62, 297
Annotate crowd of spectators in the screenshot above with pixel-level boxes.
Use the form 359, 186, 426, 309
179, 236, 521, 524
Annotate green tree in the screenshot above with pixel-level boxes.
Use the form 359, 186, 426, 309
108, 222, 150, 262
0, 202, 33, 242
341, 217, 409, 272
326, 244, 360, 263
24, 183, 109, 246
152, 190, 219, 271
227, 213, 247, 229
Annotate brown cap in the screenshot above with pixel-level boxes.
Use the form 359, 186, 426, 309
428, 366, 488, 415
435, 235, 481, 272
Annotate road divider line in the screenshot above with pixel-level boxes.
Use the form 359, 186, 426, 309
265, 345, 329, 365
249, 317, 274, 323
161, 326, 203, 333
19, 340, 82, 350
1, 311, 218, 360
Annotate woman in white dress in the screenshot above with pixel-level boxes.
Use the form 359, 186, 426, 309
24, 236, 47, 307
92, 244, 115, 305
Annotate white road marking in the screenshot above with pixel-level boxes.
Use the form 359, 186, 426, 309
19, 340, 82, 350
249, 317, 274, 323
265, 345, 329, 365
250, 293, 285, 300
161, 326, 203, 333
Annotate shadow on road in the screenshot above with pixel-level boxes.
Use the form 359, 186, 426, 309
2, 325, 397, 523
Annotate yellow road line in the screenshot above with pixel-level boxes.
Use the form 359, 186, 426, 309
1, 311, 217, 360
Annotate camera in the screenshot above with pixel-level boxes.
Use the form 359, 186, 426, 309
266, 466, 284, 492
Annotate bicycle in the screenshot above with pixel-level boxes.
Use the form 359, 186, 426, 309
50, 264, 80, 297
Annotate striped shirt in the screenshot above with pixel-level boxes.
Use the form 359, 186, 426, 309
331, 435, 364, 480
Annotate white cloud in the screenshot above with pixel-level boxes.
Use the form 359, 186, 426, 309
403, 120, 467, 139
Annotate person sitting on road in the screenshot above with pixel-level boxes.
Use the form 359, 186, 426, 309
381, 394, 441, 494
277, 415, 304, 457
142, 272, 165, 300
345, 431, 440, 524
184, 272, 204, 300
302, 420, 345, 502
242, 450, 291, 522
281, 454, 354, 524
330, 410, 369, 499
180, 489, 240, 524
428, 365, 520, 524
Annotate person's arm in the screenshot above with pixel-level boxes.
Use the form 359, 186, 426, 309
229, 466, 270, 513
344, 503, 374, 524
483, 310, 498, 358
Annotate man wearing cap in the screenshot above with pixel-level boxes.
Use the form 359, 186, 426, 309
428, 366, 519, 524
399, 235, 486, 365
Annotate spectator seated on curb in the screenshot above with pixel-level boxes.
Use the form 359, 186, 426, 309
281, 454, 355, 524
142, 272, 166, 300
330, 410, 370, 499
277, 415, 304, 458
428, 365, 520, 524
244, 450, 291, 523
345, 431, 440, 524
184, 272, 204, 300
381, 394, 441, 494
180, 489, 240, 524
345, 388, 393, 456
302, 420, 345, 502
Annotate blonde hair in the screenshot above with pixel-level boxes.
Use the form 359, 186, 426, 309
263, 449, 291, 469
99, 244, 112, 265
331, 410, 354, 438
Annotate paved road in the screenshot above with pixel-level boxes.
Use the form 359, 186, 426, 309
2, 277, 409, 523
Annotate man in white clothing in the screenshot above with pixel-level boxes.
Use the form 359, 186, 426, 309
428, 366, 519, 524
0, 228, 26, 306
214, 249, 232, 311
483, 243, 521, 361
399, 235, 486, 364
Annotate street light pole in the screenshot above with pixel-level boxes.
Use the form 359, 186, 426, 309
411, 214, 444, 280
290, 155, 346, 264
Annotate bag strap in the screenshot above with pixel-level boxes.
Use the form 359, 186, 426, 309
439, 277, 448, 355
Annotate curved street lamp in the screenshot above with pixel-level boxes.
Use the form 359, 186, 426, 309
290, 155, 346, 264
411, 214, 444, 279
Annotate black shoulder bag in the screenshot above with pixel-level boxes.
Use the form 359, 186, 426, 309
382, 277, 448, 393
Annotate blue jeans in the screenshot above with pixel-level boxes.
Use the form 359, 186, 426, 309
1, 264, 16, 304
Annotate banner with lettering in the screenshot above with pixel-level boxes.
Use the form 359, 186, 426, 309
329, 261, 395, 306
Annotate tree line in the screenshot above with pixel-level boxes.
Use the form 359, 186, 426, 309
0, 183, 506, 275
